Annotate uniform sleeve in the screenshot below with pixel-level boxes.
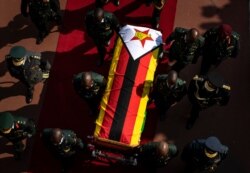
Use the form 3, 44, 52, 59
15, 117, 36, 137
92, 72, 106, 87
110, 13, 120, 32
187, 79, 197, 103
165, 30, 176, 44
231, 38, 240, 58
176, 82, 187, 102
84, 13, 93, 36
50, 0, 61, 14
218, 89, 230, 106
21, 0, 28, 16
165, 27, 185, 44
191, 36, 205, 64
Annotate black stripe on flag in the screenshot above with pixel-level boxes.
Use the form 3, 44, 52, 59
109, 56, 140, 141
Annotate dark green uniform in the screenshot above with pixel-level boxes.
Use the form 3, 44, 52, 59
146, 0, 166, 29
166, 27, 205, 72
73, 72, 106, 115
0, 112, 36, 159
85, 10, 120, 65
187, 75, 230, 129
136, 142, 178, 167
41, 128, 85, 172
6, 48, 51, 103
181, 136, 228, 173
152, 74, 187, 120
201, 27, 240, 75
21, 0, 62, 44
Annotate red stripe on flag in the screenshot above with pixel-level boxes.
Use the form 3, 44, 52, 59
99, 45, 131, 139
119, 52, 153, 144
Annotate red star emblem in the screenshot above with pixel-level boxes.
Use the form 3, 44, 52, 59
130, 29, 153, 47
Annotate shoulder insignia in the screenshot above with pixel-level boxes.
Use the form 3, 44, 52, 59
222, 85, 231, 90
193, 75, 203, 81
31, 55, 41, 60
232, 31, 240, 40
5, 55, 11, 59
175, 27, 187, 34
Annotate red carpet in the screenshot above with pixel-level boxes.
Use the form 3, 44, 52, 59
30, 0, 177, 172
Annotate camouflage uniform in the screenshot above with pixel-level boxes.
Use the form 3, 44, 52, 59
151, 74, 187, 120
21, 0, 62, 44
166, 27, 205, 72
85, 10, 120, 64
0, 112, 36, 159
73, 72, 106, 115
201, 27, 240, 75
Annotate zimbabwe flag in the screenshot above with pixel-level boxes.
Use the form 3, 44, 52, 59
94, 25, 163, 146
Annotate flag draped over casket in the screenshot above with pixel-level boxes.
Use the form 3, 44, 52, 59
94, 25, 163, 146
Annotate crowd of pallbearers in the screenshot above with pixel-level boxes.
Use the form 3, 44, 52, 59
0, 0, 240, 173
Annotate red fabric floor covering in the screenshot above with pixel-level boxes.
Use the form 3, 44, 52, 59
30, 0, 177, 172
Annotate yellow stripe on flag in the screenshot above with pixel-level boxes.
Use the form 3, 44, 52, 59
94, 37, 123, 137
130, 48, 159, 146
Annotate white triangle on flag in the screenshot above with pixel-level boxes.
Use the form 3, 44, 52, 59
119, 25, 163, 60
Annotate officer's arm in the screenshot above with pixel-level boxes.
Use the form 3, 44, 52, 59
50, 0, 61, 14
21, 0, 29, 17
5, 57, 16, 77
84, 15, 93, 36
231, 39, 240, 58
25, 119, 36, 137
218, 87, 231, 106
165, 31, 176, 45
111, 14, 120, 32
178, 83, 187, 101
192, 37, 205, 64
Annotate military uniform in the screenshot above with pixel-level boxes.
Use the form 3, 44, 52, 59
6, 46, 51, 103
41, 128, 85, 172
151, 74, 187, 120
166, 27, 205, 72
73, 72, 106, 115
200, 26, 240, 75
95, 0, 120, 7
21, 0, 62, 44
181, 136, 228, 173
0, 112, 36, 159
187, 74, 230, 129
136, 142, 178, 167
85, 10, 120, 65
146, 0, 166, 29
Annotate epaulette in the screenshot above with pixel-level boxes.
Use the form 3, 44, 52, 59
175, 27, 187, 34
177, 78, 186, 85
193, 75, 204, 81
232, 31, 240, 40
5, 55, 11, 59
222, 85, 231, 90
30, 55, 41, 60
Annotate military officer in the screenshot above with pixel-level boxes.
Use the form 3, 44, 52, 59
186, 73, 231, 129
165, 27, 204, 73
21, 0, 62, 44
95, 0, 120, 7
0, 112, 36, 160
41, 128, 85, 172
151, 70, 187, 120
181, 136, 228, 173
200, 24, 240, 75
73, 71, 107, 115
5, 46, 51, 103
146, 0, 167, 29
136, 141, 178, 167
85, 8, 120, 66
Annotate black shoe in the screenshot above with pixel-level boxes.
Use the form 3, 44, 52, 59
114, 0, 120, 6
25, 95, 33, 104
